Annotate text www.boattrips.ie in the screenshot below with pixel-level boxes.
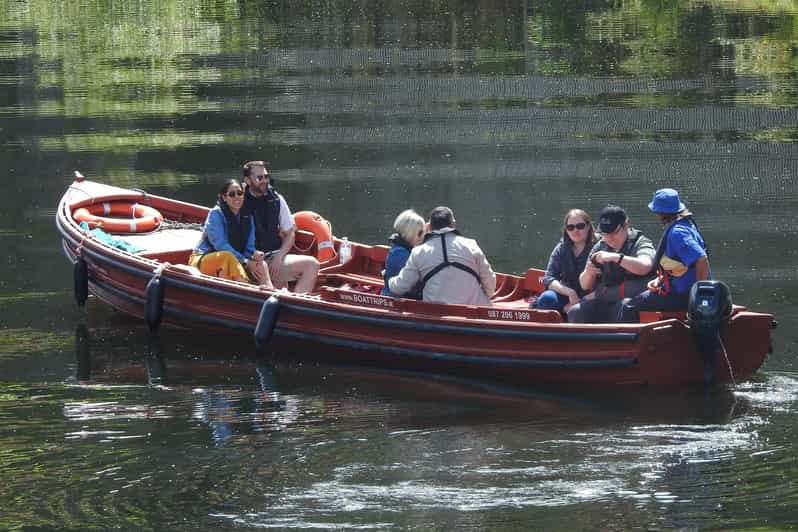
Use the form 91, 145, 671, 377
338, 292, 396, 308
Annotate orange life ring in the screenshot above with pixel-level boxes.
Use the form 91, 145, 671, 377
294, 211, 335, 262
73, 202, 163, 233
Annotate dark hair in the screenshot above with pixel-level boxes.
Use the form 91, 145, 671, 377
658, 212, 679, 224
219, 178, 242, 200
242, 160, 268, 177
429, 206, 455, 230
561, 208, 597, 247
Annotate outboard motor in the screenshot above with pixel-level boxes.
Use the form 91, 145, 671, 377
687, 280, 733, 385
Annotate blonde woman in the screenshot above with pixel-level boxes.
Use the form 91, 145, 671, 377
381, 209, 426, 297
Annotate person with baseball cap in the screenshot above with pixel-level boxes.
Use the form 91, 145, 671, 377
567, 205, 656, 323
620, 188, 710, 322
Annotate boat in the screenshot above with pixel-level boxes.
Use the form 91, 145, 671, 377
56, 173, 777, 387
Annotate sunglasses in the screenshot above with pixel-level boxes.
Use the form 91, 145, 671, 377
566, 222, 587, 231
226, 190, 244, 197
251, 174, 270, 181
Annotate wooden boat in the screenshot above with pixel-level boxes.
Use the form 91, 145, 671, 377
56, 174, 776, 387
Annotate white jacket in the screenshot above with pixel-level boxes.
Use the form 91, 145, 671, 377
388, 227, 496, 306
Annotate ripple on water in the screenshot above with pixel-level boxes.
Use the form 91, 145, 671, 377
735, 373, 798, 412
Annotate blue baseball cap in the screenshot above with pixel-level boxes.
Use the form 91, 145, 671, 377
648, 188, 686, 214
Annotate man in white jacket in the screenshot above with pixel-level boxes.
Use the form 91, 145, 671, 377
389, 206, 496, 306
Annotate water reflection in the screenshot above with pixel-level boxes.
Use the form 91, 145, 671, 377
0, 301, 792, 528
73, 325, 749, 432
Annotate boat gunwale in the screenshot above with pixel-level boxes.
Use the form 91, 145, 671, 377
56, 181, 771, 340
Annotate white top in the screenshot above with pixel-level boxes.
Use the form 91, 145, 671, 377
274, 191, 296, 232
388, 227, 496, 306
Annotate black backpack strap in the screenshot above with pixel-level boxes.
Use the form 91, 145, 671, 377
418, 233, 483, 294
653, 215, 708, 277
448, 262, 483, 284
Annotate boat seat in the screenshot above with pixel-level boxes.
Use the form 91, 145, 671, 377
491, 277, 526, 303
121, 228, 203, 255
141, 248, 195, 264
492, 275, 512, 297
320, 272, 383, 294
171, 263, 201, 277
639, 304, 749, 324
523, 268, 546, 294
639, 311, 686, 323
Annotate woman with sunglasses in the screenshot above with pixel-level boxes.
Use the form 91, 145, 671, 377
190, 179, 272, 287
534, 209, 597, 316
381, 209, 427, 297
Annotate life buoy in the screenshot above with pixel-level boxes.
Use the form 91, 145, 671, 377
73, 202, 163, 233
294, 211, 335, 262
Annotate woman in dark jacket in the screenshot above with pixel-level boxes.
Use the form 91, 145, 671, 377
534, 209, 597, 315
190, 179, 271, 286
381, 209, 426, 297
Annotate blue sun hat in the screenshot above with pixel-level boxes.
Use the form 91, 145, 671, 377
648, 188, 686, 214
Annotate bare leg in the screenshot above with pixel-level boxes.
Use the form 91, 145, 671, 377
281, 255, 320, 293
248, 260, 275, 289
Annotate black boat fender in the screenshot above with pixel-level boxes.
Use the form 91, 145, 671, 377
74, 255, 89, 306
145, 264, 169, 334
255, 295, 281, 351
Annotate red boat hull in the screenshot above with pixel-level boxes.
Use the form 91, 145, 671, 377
57, 178, 775, 387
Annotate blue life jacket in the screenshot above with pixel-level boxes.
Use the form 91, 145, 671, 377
217, 200, 251, 255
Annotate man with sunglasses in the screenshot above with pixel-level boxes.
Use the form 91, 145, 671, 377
241, 160, 319, 293
567, 205, 655, 323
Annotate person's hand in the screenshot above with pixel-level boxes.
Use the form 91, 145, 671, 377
269, 253, 284, 279
584, 260, 602, 276
246, 259, 264, 283
593, 251, 617, 265
647, 277, 661, 293
567, 289, 579, 306
252, 250, 264, 262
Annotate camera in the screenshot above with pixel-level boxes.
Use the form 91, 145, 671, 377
590, 254, 601, 268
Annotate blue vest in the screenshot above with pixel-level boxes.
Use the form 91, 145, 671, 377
243, 187, 282, 252
206, 200, 251, 255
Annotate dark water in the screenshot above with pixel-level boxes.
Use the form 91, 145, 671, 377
2, 1, 798, 529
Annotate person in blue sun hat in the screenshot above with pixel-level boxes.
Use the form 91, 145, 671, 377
620, 188, 711, 322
